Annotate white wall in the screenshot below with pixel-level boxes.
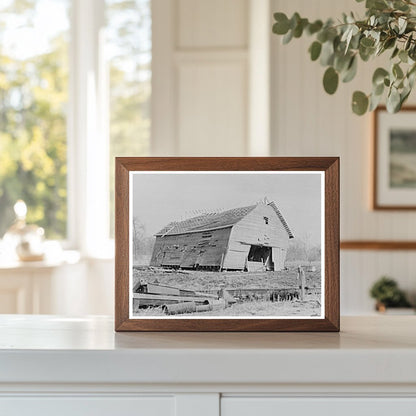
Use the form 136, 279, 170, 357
271, 0, 416, 313
152, 0, 262, 156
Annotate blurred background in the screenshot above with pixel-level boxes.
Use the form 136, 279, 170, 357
0, 0, 415, 316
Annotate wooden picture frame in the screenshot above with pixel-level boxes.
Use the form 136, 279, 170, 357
115, 157, 339, 332
373, 106, 416, 210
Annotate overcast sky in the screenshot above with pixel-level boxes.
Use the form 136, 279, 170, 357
132, 172, 323, 245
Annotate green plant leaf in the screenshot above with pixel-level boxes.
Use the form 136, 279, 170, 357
309, 41, 322, 61
372, 67, 389, 86
405, 34, 413, 50
374, 82, 385, 95
393, 63, 404, 79
391, 47, 399, 59
383, 37, 396, 50
400, 87, 411, 106
282, 29, 293, 44
273, 13, 290, 34
342, 56, 357, 82
366, 0, 388, 8
387, 87, 401, 112
334, 52, 352, 72
323, 67, 339, 94
399, 49, 408, 63
360, 37, 375, 48
320, 40, 335, 66
307, 20, 323, 35
369, 92, 383, 111
293, 17, 308, 38
352, 91, 369, 115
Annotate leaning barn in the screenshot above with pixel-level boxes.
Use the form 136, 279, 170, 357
150, 199, 294, 272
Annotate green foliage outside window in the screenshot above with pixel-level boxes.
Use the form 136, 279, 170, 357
0, 1, 69, 238
0, 0, 151, 240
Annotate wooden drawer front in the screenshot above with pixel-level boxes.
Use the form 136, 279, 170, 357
221, 397, 416, 416
0, 396, 174, 416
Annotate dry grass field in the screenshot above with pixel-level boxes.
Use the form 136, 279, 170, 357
132, 265, 322, 317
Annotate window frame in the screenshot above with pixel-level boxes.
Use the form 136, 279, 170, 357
67, 0, 111, 257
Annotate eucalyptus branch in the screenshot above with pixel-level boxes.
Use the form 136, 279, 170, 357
272, 0, 416, 115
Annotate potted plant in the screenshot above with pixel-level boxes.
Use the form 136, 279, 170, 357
369, 276, 413, 313
272, 0, 416, 115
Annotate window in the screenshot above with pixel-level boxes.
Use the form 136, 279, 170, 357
106, 0, 151, 237
0, 0, 151, 253
0, 0, 70, 239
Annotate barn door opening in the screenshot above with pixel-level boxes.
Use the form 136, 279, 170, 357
247, 245, 273, 271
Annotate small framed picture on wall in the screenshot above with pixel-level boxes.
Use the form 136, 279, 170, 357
374, 106, 416, 209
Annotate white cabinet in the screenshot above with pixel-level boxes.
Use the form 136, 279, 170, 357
1, 316, 416, 415
222, 398, 416, 416
1, 397, 175, 416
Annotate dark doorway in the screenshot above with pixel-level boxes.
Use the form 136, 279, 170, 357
248, 245, 273, 270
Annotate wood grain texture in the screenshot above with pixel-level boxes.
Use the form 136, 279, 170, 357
373, 106, 416, 210
115, 157, 340, 332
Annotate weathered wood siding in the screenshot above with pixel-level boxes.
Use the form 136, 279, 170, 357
272, 247, 287, 271
223, 203, 290, 270
150, 227, 232, 268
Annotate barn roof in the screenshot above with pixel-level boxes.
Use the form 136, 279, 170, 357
155, 205, 257, 236
155, 201, 294, 238
268, 201, 294, 239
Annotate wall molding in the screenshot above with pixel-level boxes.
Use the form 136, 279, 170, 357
340, 241, 416, 250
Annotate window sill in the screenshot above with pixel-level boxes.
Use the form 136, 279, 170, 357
0, 250, 81, 271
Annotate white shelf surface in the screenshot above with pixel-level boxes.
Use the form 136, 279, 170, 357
0, 315, 415, 387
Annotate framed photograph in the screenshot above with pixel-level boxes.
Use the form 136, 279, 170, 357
374, 106, 416, 209
115, 157, 339, 332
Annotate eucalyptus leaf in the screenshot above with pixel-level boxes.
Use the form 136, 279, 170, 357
360, 37, 375, 48
369, 92, 383, 111
393, 63, 404, 79
359, 44, 375, 61
399, 49, 408, 63
372, 68, 389, 85
352, 91, 369, 115
405, 33, 413, 50
309, 41, 322, 61
383, 37, 396, 50
273, 13, 290, 34
373, 82, 385, 96
401, 87, 411, 106
323, 67, 339, 94
398, 17, 407, 34
307, 20, 323, 35
366, 0, 388, 10
342, 56, 358, 82
293, 18, 308, 38
391, 47, 399, 59
320, 41, 335, 66
282, 29, 293, 44
334, 52, 352, 72
386, 87, 401, 112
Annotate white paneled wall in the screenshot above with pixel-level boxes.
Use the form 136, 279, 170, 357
271, 0, 416, 313
152, 0, 250, 156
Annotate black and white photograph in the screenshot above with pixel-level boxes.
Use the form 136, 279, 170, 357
129, 172, 324, 319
